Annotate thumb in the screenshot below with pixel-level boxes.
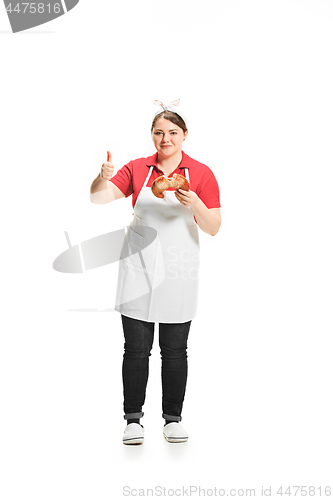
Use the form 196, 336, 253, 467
107, 150, 112, 163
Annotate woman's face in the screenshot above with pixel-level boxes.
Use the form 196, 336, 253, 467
151, 118, 188, 158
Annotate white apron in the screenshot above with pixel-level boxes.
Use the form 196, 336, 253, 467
114, 166, 200, 323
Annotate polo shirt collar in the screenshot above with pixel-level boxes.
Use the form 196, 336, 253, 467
146, 151, 191, 169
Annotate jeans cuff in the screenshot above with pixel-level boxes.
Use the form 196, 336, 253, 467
124, 412, 144, 420
162, 413, 182, 422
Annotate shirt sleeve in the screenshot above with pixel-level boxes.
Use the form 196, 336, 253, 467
196, 167, 221, 209
109, 162, 134, 198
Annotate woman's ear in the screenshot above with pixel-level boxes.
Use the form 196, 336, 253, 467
184, 130, 188, 140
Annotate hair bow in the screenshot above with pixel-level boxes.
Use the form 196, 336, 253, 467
152, 99, 188, 127
153, 99, 181, 111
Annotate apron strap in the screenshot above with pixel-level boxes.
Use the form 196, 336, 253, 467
143, 166, 154, 188
184, 168, 189, 182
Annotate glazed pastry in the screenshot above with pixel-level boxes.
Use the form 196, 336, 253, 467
151, 173, 190, 199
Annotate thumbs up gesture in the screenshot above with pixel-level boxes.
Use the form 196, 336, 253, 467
101, 151, 114, 181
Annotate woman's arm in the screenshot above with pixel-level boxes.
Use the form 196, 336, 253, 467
193, 205, 221, 236
90, 175, 125, 204
175, 189, 222, 236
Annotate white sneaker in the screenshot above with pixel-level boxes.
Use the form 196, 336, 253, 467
123, 423, 144, 445
163, 422, 188, 443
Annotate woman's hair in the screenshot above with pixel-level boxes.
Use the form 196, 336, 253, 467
151, 110, 188, 134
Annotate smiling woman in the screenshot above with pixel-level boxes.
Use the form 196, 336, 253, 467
151, 113, 188, 176
90, 99, 221, 445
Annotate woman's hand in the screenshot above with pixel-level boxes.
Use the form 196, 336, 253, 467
174, 189, 200, 208
175, 189, 221, 236
101, 150, 114, 181
91, 150, 125, 204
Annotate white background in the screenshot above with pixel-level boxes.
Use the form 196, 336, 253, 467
1, 0, 333, 498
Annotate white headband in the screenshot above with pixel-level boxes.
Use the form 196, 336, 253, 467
152, 99, 188, 128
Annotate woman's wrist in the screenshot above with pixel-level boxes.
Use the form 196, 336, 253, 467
189, 197, 220, 236
189, 195, 204, 214
100, 171, 109, 181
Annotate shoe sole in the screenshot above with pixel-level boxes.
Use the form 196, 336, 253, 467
123, 438, 144, 445
163, 435, 188, 443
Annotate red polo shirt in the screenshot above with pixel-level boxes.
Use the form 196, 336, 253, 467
110, 151, 221, 210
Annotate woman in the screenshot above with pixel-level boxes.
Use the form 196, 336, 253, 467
90, 100, 221, 444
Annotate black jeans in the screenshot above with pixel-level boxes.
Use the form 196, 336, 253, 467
121, 314, 191, 422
